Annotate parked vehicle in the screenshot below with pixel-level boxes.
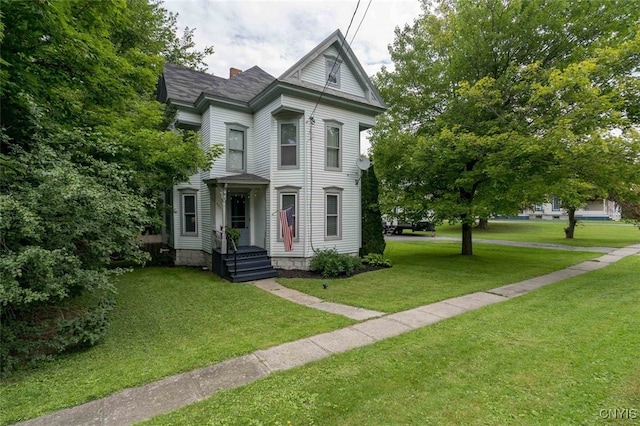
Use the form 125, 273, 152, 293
384, 221, 436, 235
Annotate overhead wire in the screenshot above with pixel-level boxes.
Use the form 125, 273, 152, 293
307, 0, 370, 254
350, 0, 373, 46
309, 0, 362, 120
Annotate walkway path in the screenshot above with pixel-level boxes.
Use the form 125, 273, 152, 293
252, 279, 384, 320
16, 244, 640, 426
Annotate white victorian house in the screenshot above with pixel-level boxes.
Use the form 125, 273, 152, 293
157, 30, 386, 281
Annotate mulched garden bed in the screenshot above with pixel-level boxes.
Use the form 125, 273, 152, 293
277, 264, 388, 279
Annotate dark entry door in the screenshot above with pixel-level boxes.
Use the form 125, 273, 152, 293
228, 193, 250, 246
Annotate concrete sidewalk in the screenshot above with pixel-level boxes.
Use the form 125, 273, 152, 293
16, 244, 640, 426
385, 234, 616, 253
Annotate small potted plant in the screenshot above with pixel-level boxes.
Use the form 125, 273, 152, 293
225, 227, 241, 251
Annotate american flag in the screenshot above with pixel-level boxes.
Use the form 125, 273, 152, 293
279, 208, 294, 251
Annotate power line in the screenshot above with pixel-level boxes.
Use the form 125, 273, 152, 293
350, 0, 373, 46
309, 0, 362, 120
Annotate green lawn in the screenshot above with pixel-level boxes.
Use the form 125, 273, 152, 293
280, 241, 599, 312
0, 268, 354, 425
144, 255, 640, 426
426, 220, 640, 247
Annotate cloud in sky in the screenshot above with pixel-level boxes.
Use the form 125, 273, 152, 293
163, 0, 423, 79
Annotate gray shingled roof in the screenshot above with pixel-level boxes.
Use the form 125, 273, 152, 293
162, 63, 276, 105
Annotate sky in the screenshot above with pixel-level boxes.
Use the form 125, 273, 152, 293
163, 0, 423, 79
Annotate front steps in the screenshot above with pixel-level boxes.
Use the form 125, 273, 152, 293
220, 246, 278, 282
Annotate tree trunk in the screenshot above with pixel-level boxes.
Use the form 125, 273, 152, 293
476, 217, 489, 229
461, 221, 473, 255
564, 207, 577, 239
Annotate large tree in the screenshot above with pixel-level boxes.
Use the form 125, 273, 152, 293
371, 0, 640, 254
0, 0, 218, 374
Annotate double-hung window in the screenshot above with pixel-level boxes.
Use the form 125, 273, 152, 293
324, 187, 342, 240
277, 186, 300, 240
226, 123, 247, 172
325, 120, 342, 170
180, 192, 198, 236
279, 120, 298, 168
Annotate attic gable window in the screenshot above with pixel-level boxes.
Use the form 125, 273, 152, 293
325, 56, 341, 87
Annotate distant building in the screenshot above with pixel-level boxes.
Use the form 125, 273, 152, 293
520, 197, 621, 221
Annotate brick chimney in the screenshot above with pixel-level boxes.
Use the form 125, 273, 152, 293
229, 67, 242, 78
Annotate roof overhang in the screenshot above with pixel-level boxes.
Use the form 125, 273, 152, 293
204, 173, 270, 186
251, 80, 386, 116
166, 81, 386, 119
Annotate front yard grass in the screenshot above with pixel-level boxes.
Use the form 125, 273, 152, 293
280, 241, 599, 312
145, 254, 640, 426
0, 267, 354, 425
428, 220, 640, 247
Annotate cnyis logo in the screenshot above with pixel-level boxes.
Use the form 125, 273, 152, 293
598, 408, 638, 419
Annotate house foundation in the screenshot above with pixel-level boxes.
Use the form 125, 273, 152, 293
174, 249, 207, 267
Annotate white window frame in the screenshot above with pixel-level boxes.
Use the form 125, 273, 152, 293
278, 119, 299, 169
325, 55, 342, 88
324, 119, 343, 171
552, 197, 561, 211
276, 186, 300, 242
180, 191, 198, 236
226, 123, 248, 172
324, 187, 343, 240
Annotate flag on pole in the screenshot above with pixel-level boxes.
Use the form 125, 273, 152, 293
279, 207, 294, 251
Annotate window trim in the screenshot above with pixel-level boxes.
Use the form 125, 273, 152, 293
277, 118, 299, 170
179, 190, 198, 237
552, 197, 561, 211
323, 186, 343, 241
324, 119, 343, 171
325, 55, 342, 88
225, 122, 248, 172
276, 186, 300, 243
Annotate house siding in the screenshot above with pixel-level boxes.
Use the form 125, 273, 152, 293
176, 110, 202, 127
253, 97, 281, 248
301, 45, 366, 98
269, 109, 308, 258
268, 96, 372, 263
200, 110, 212, 254
206, 105, 253, 180
253, 98, 280, 179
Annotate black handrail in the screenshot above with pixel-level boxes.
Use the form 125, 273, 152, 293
229, 237, 238, 276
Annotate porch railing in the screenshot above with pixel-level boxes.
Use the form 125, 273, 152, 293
228, 237, 238, 276
212, 229, 238, 276
213, 230, 224, 253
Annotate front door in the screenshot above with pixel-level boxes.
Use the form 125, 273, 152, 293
228, 193, 250, 246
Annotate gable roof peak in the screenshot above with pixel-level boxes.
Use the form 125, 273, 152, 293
277, 29, 386, 109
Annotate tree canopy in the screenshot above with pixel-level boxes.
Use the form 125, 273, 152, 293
371, 0, 640, 254
0, 0, 218, 374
